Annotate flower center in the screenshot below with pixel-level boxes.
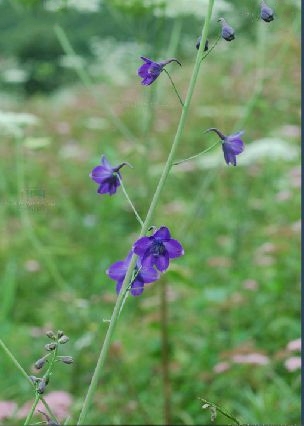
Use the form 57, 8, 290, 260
151, 240, 166, 256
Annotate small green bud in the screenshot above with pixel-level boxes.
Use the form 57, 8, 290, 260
45, 342, 57, 351
57, 356, 73, 364
58, 335, 69, 344
57, 330, 64, 338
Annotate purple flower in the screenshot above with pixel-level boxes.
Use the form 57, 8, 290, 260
133, 226, 184, 272
137, 57, 181, 86
89, 155, 127, 196
206, 128, 245, 166
107, 252, 159, 296
260, 1, 274, 22
218, 18, 235, 41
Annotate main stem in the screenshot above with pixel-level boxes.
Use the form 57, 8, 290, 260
77, 1, 214, 423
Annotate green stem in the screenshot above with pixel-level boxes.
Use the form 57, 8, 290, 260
173, 140, 220, 165
118, 176, 144, 226
160, 280, 170, 425
163, 69, 184, 107
24, 393, 40, 426
201, 34, 221, 62
77, 2, 214, 423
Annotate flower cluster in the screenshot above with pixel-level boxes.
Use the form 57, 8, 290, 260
107, 226, 184, 296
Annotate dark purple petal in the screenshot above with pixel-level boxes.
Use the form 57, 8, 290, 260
155, 253, 170, 272
100, 155, 113, 171
130, 279, 145, 296
140, 265, 159, 283
141, 75, 158, 86
138, 62, 151, 78
90, 165, 112, 183
163, 239, 184, 258
107, 260, 128, 281
133, 236, 152, 256
153, 226, 171, 241
222, 145, 236, 166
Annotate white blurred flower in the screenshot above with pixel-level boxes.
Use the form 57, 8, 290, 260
0, 111, 39, 137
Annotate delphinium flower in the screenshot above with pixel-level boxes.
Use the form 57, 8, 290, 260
195, 36, 209, 51
206, 128, 245, 166
107, 251, 159, 296
89, 155, 127, 196
218, 18, 235, 41
137, 57, 181, 86
260, 0, 274, 22
133, 226, 184, 272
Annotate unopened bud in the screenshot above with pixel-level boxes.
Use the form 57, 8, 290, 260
260, 0, 274, 22
45, 342, 57, 351
57, 356, 73, 364
46, 330, 56, 339
218, 18, 235, 42
58, 335, 69, 344
195, 36, 209, 51
34, 357, 48, 370
57, 330, 64, 338
37, 378, 47, 394
29, 375, 39, 384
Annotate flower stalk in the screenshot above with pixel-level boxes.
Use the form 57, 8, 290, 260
77, 1, 215, 423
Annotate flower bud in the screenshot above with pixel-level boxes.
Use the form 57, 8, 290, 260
34, 357, 48, 370
45, 330, 56, 339
195, 36, 209, 51
58, 335, 69, 344
260, 0, 274, 22
45, 342, 57, 351
37, 378, 47, 394
218, 18, 235, 41
29, 375, 39, 384
57, 330, 64, 338
57, 356, 73, 364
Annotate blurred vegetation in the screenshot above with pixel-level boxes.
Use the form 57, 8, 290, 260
0, 0, 301, 425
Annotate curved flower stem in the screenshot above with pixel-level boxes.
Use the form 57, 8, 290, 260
173, 140, 220, 166
201, 33, 221, 62
117, 175, 144, 226
77, 1, 215, 423
163, 69, 184, 107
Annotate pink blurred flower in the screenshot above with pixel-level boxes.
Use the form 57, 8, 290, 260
231, 353, 269, 365
0, 401, 17, 420
287, 338, 301, 352
17, 391, 72, 421
213, 361, 231, 374
284, 356, 301, 372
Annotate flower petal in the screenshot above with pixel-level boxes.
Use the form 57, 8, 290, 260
138, 62, 151, 78
133, 236, 152, 256
107, 260, 127, 281
155, 253, 169, 271
100, 155, 113, 170
130, 279, 145, 296
140, 266, 159, 283
154, 226, 171, 240
90, 165, 112, 183
163, 239, 184, 258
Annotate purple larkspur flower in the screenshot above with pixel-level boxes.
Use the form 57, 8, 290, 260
206, 128, 245, 166
260, 1, 274, 22
218, 18, 235, 41
89, 155, 127, 196
137, 57, 181, 86
107, 252, 159, 296
133, 226, 184, 272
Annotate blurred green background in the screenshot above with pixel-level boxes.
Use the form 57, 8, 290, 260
0, 0, 301, 424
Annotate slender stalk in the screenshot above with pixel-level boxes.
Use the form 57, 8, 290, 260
24, 393, 40, 426
173, 140, 220, 165
201, 34, 221, 62
199, 397, 242, 425
77, 2, 215, 423
117, 175, 144, 226
160, 280, 171, 425
163, 69, 184, 107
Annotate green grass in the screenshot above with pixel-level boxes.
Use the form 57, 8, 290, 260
0, 3, 300, 425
